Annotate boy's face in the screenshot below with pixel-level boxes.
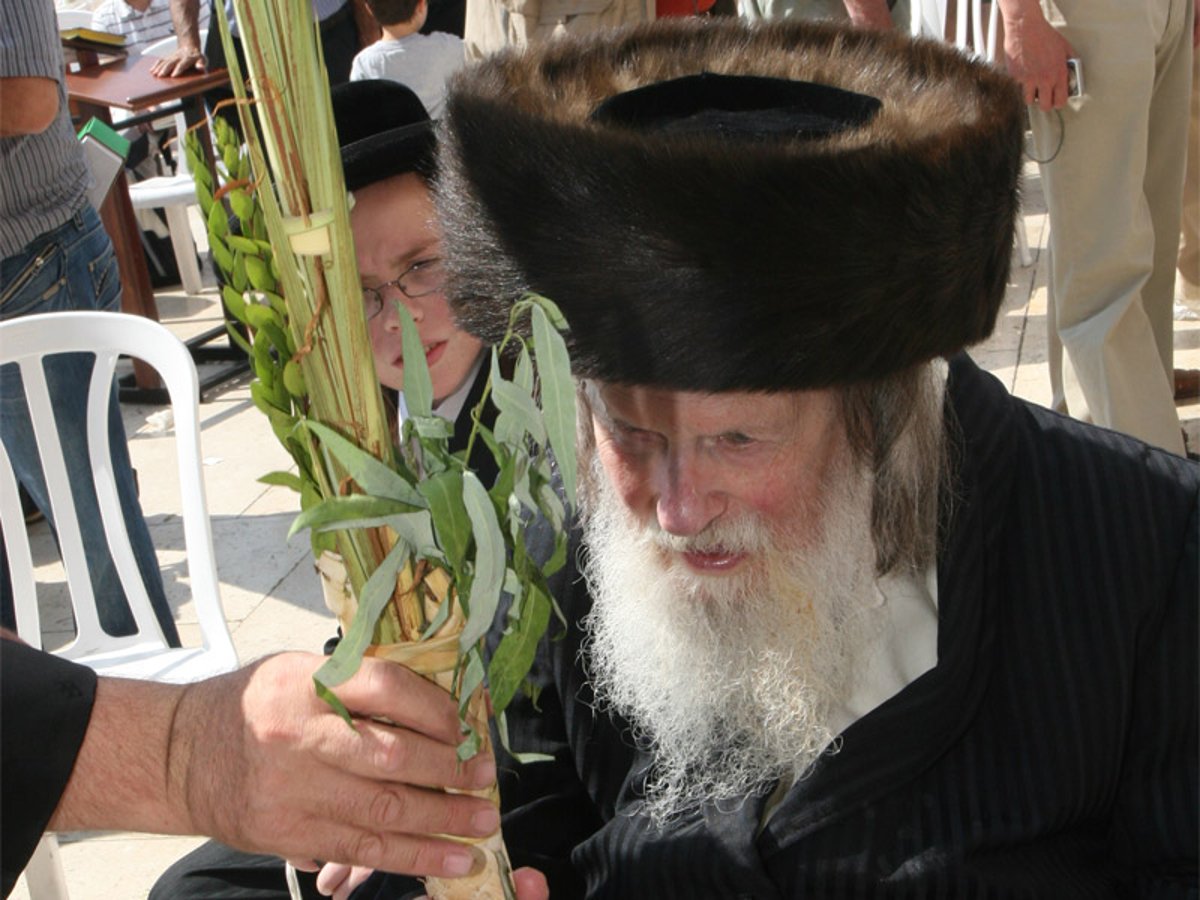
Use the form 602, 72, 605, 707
350, 172, 483, 402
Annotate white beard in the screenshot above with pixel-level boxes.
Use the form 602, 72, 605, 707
580, 454, 884, 827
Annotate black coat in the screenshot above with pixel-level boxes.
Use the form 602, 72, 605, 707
364, 353, 1199, 899
1, 641, 97, 896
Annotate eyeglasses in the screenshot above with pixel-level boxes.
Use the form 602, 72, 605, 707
361, 257, 445, 320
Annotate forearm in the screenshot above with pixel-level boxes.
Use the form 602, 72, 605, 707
47, 677, 195, 835
170, 0, 204, 55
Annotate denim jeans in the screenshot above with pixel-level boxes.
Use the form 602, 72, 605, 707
0, 204, 179, 644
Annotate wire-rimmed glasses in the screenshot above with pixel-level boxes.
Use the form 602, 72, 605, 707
361, 257, 445, 320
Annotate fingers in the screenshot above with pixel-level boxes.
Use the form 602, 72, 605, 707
312, 714, 497, 791
309, 771, 501, 844
513, 867, 551, 900
296, 824, 485, 882
149, 50, 206, 78
333, 656, 468, 745
316, 862, 374, 900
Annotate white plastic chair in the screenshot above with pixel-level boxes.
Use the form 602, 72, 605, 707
125, 33, 210, 296
912, 0, 1033, 267
0, 311, 237, 677
2, 312, 238, 899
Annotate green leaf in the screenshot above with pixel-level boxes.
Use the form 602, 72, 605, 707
282, 359, 306, 396
458, 471, 506, 653
209, 233, 234, 275
315, 537, 411, 692
410, 415, 454, 441
531, 303, 577, 506
290, 494, 424, 539
417, 470, 470, 572
226, 233, 259, 254
258, 470, 303, 492
397, 303, 432, 417
385, 512, 440, 560
487, 579, 551, 716
526, 292, 569, 330
304, 420, 421, 506
245, 254, 277, 292
458, 648, 486, 717
206, 198, 228, 238
490, 353, 546, 447
229, 187, 255, 223
224, 321, 252, 356
222, 284, 247, 322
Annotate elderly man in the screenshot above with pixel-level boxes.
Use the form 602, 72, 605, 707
357, 18, 1196, 899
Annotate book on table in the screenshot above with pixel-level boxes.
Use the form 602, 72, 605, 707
61, 27, 127, 70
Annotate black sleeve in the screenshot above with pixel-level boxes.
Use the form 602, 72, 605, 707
1, 639, 97, 896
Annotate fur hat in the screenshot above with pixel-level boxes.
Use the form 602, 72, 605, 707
331, 79, 435, 193
436, 18, 1025, 391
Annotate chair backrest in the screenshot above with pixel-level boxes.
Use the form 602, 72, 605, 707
0, 312, 236, 676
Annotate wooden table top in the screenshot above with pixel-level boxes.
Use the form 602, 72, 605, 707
65, 55, 229, 112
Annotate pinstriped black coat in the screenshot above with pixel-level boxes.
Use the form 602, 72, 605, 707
364, 354, 1198, 900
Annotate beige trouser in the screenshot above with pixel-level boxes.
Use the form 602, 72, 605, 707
1033, 0, 1193, 455
1179, 47, 1199, 299
464, 0, 655, 60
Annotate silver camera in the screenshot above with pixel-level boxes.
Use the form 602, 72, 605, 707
1066, 58, 1084, 99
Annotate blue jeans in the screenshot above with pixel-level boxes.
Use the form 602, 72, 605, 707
0, 205, 179, 644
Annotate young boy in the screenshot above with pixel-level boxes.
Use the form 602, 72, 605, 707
349, 0, 464, 118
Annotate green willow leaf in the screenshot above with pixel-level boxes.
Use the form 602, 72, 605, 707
530, 303, 577, 505
458, 471, 505, 653
305, 420, 424, 506
397, 303, 432, 418
289, 494, 425, 539
491, 354, 546, 447
315, 537, 411, 699
258, 470, 303, 492
418, 470, 470, 572
487, 578, 551, 716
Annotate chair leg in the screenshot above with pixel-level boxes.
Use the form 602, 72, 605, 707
24, 834, 70, 899
163, 205, 204, 296
1015, 215, 1034, 268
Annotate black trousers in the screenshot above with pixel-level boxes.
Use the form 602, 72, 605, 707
148, 841, 322, 900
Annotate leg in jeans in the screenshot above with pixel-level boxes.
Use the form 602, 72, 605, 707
0, 204, 179, 644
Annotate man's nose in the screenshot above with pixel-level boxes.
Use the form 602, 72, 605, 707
654, 455, 726, 537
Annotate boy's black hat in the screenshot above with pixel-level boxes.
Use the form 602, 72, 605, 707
437, 18, 1026, 392
331, 79, 435, 192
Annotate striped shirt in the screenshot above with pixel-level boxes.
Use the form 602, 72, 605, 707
0, 0, 90, 260
90, 0, 211, 56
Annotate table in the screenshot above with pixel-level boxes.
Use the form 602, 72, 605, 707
66, 55, 248, 402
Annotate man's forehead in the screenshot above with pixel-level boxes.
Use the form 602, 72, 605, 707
583, 378, 831, 429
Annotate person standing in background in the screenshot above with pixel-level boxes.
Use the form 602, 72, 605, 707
0, 0, 179, 643
996, 0, 1196, 454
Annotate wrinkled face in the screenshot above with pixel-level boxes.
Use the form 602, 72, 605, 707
350, 172, 483, 402
588, 381, 849, 574
581, 380, 881, 825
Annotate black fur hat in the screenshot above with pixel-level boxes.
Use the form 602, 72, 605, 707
437, 18, 1025, 391
332, 79, 435, 193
